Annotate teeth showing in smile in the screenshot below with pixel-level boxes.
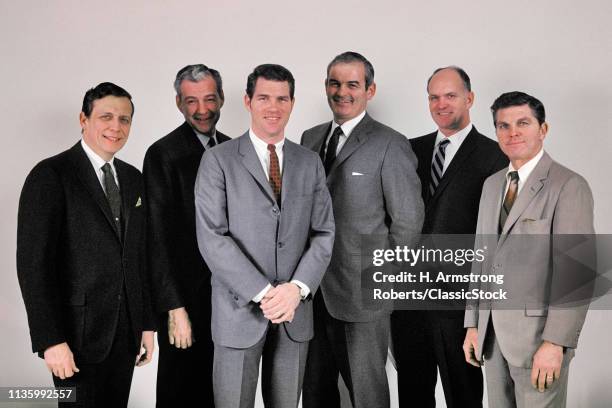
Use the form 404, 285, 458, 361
105, 135, 120, 142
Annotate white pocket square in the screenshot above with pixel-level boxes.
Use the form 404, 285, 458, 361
351, 172, 364, 176
135, 197, 142, 207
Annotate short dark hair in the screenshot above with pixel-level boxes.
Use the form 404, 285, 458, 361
490, 91, 546, 125
246, 64, 295, 99
174, 64, 224, 101
426, 66, 471, 92
82, 82, 134, 118
326, 51, 375, 89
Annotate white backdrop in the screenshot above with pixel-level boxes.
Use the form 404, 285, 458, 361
1, 0, 611, 407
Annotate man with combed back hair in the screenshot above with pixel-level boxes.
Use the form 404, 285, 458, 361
195, 64, 334, 407
143, 64, 230, 407
17, 82, 154, 407
464, 91, 594, 408
301, 51, 424, 408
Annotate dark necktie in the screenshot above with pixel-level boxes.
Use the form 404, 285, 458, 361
267, 144, 281, 203
207, 135, 216, 148
499, 171, 519, 233
323, 126, 343, 175
430, 138, 450, 195
101, 163, 122, 234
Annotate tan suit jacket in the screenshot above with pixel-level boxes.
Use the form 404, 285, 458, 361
465, 151, 595, 368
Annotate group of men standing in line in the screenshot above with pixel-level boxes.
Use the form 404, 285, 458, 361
17, 51, 594, 408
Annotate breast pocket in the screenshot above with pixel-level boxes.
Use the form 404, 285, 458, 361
517, 218, 551, 234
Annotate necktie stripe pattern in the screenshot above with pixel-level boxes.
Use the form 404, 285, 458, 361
324, 126, 343, 175
101, 163, 122, 235
429, 138, 450, 195
267, 144, 282, 203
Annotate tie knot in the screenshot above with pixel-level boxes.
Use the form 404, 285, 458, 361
267, 144, 276, 152
508, 171, 519, 182
332, 126, 344, 137
101, 162, 112, 175
438, 138, 450, 151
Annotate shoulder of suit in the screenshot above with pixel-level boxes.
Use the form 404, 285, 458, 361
409, 131, 436, 147
548, 158, 590, 188
285, 138, 321, 161
114, 157, 142, 177
483, 166, 508, 189
302, 121, 331, 137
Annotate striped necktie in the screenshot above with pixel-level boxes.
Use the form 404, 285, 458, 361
430, 138, 450, 195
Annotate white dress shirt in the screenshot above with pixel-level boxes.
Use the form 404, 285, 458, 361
80, 139, 119, 192
504, 148, 544, 196
249, 129, 285, 178
247, 129, 310, 303
323, 110, 367, 156
433, 123, 472, 175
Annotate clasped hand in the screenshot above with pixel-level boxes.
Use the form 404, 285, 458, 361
260, 283, 301, 324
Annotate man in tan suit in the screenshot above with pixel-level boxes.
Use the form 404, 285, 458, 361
463, 91, 594, 407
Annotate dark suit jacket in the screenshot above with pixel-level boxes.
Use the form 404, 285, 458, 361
302, 113, 424, 322
410, 126, 508, 235
410, 126, 507, 317
17, 142, 154, 364
142, 122, 230, 326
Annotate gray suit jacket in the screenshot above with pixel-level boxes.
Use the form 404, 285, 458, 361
301, 113, 424, 322
195, 133, 335, 349
464, 151, 595, 367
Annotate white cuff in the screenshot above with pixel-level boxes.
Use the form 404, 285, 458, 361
252, 284, 272, 303
291, 280, 310, 300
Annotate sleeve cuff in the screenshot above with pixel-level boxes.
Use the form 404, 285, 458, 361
252, 284, 272, 303
291, 280, 310, 300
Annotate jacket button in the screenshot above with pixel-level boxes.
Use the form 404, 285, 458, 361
272, 208, 279, 214
278, 242, 283, 248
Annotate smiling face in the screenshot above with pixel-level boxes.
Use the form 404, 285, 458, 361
80, 95, 133, 161
244, 78, 294, 144
325, 62, 375, 125
427, 68, 474, 136
495, 104, 548, 169
176, 76, 223, 135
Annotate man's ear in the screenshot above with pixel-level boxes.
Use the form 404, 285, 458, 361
366, 82, 377, 100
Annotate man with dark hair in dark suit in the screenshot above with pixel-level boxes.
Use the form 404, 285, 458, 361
143, 64, 230, 407
391, 66, 508, 408
17, 82, 155, 407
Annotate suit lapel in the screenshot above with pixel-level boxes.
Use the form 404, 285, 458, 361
329, 113, 373, 174
498, 152, 552, 244
280, 140, 298, 206
69, 143, 122, 241
430, 128, 479, 203
238, 133, 276, 204
179, 121, 205, 157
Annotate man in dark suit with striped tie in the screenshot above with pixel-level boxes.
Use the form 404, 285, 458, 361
143, 64, 231, 407
391, 66, 508, 408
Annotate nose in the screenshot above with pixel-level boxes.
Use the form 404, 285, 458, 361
196, 100, 208, 114
109, 117, 121, 131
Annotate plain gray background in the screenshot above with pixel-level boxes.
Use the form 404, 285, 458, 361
1, 0, 611, 407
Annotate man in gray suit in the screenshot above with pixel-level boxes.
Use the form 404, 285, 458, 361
195, 64, 335, 408
301, 51, 424, 408
463, 91, 595, 407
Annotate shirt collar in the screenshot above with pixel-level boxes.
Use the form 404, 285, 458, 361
506, 148, 544, 183
248, 128, 284, 152
194, 128, 217, 147
331, 110, 366, 138
435, 123, 473, 148
81, 139, 115, 170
